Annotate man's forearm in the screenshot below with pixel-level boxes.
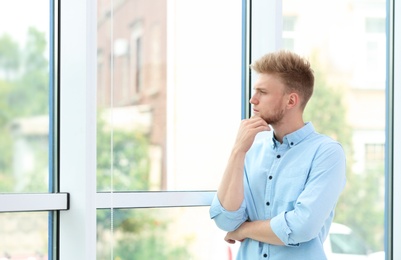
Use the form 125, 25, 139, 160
216, 148, 246, 211
217, 116, 270, 211
226, 220, 285, 246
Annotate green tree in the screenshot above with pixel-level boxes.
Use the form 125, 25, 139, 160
97, 209, 190, 260
96, 117, 150, 191
0, 28, 48, 118
335, 164, 384, 251
0, 34, 20, 79
0, 80, 13, 188
9, 28, 49, 116
0, 28, 49, 192
304, 56, 352, 150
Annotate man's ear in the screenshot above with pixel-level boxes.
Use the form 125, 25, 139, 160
287, 93, 299, 108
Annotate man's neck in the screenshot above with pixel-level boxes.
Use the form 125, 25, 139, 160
272, 118, 304, 143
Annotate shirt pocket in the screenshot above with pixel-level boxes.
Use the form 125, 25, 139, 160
274, 167, 309, 212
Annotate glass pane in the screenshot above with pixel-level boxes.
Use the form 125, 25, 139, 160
0, 0, 50, 193
97, 207, 230, 259
0, 212, 48, 259
96, 0, 242, 192
282, 0, 385, 259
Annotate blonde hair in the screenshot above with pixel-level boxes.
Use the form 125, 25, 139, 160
250, 50, 314, 109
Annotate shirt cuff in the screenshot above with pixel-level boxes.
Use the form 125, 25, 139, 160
209, 195, 248, 232
270, 211, 299, 247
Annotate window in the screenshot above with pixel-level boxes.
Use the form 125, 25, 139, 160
95, 0, 242, 258
0, 0, 65, 259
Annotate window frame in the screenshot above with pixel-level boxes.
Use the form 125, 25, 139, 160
386, 0, 400, 259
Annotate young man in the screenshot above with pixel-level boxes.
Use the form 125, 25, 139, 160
210, 50, 346, 259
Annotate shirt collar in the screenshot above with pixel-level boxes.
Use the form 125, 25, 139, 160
271, 122, 315, 148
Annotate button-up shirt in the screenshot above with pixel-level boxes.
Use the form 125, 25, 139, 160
210, 122, 346, 260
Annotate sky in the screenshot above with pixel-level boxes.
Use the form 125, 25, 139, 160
0, 0, 49, 45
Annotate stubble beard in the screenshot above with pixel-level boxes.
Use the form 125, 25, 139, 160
261, 108, 285, 126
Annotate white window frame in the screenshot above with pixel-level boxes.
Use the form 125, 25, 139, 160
389, 1, 400, 259
59, 0, 97, 258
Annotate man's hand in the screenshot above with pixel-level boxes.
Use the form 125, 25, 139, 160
225, 228, 246, 244
233, 116, 270, 154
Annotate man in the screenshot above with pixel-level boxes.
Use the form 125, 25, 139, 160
210, 50, 346, 259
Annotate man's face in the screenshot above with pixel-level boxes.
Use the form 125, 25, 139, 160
249, 73, 288, 125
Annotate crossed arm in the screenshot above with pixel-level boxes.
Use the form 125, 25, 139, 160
224, 219, 284, 245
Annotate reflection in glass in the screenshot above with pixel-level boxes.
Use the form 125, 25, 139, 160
97, 0, 242, 192
282, 0, 385, 257
0, 1, 49, 192
97, 207, 229, 259
0, 212, 48, 259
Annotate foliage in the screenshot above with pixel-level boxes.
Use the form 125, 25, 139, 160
0, 80, 13, 186
0, 28, 49, 192
335, 164, 384, 251
9, 28, 49, 116
97, 209, 190, 260
96, 117, 150, 191
304, 53, 352, 150
0, 28, 48, 117
0, 34, 20, 78
304, 52, 384, 251
96, 118, 190, 258
114, 232, 190, 260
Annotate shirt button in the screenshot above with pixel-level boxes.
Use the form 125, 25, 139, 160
276, 155, 281, 158
263, 253, 268, 257
290, 142, 294, 145
266, 201, 270, 206
269, 176, 273, 180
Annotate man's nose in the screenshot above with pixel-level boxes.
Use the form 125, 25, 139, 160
249, 95, 258, 104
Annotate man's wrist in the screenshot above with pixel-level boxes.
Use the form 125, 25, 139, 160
239, 221, 251, 239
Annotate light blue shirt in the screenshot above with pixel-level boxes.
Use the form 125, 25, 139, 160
210, 122, 346, 260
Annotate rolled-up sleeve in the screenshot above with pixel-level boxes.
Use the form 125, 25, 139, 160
270, 211, 301, 246
270, 142, 346, 246
209, 195, 249, 232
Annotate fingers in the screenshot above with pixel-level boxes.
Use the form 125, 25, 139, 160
224, 233, 243, 244
225, 238, 236, 244
241, 116, 270, 132
247, 115, 267, 126
224, 233, 236, 244
234, 116, 270, 153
